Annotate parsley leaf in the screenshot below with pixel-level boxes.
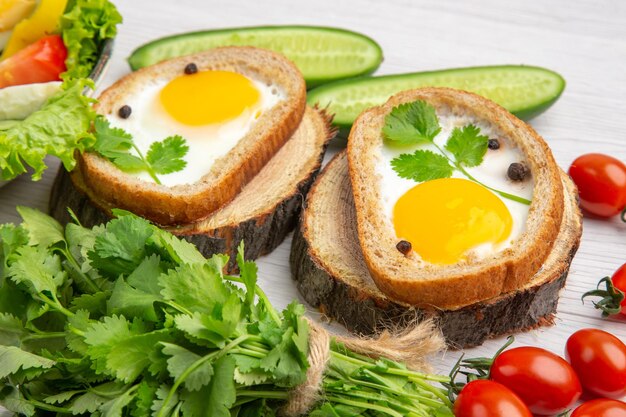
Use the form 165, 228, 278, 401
391, 150, 453, 182
445, 125, 489, 167
382, 100, 441, 144
146, 136, 189, 175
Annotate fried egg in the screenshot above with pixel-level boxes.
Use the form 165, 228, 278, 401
376, 112, 533, 265
106, 70, 284, 186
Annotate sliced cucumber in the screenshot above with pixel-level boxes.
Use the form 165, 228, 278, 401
128, 26, 383, 87
307, 65, 565, 128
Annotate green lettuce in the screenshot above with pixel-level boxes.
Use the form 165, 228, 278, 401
61, 0, 122, 80
0, 80, 96, 181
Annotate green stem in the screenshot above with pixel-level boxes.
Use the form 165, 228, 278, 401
236, 390, 289, 400
231, 347, 266, 359
433, 143, 531, 205
37, 293, 74, 318
62, 248, 100, 293
457, 164, 531, 205
324, 395, 405, 417
21, 332, 66, 343
157, 335, 251, 417
131, 144, 161, 185
225, 276, 282, 325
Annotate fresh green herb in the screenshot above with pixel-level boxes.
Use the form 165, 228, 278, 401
445, 125, 489, 168
61, 0, 123, 80
93, 117, 189, 185
0, 209, 453, 416
382, 101, 441, 144
387, 100, 531, 205
391, 150, 452, 182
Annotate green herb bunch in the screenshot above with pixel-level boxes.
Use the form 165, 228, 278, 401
0, 208, 452, 416
384, 100, 530, 205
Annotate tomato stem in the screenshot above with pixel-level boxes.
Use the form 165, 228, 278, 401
582, 276, 625, 317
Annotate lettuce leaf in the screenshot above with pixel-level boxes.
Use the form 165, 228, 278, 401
0, 80, 96, 181
61, 0, 122, 80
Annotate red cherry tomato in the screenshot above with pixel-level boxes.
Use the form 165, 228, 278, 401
571, 399, 626, 417
0, 35, 67, 89
489, 346, 581, 415
453, 380, 532, 417
566, 329, 626, 398
568, 153, 626, 218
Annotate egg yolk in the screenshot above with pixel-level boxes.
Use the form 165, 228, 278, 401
159, 70, 260, 126
393, 178, 513, 264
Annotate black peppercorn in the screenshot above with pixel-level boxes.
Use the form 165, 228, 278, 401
184, 63, 198, 75
508, 162, 529, 181
396, 240, 412, 255
488, 139, 500, 150
118, 105, 132, 119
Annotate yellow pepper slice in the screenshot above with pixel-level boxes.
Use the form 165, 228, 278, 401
1, 0, 68, 60
0, 0, 36, 32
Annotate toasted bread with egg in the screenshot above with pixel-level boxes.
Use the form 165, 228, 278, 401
347, 88, 564, 309
291, 151, 582, 347
51, 106, 334, 271
77, 46, 306, 225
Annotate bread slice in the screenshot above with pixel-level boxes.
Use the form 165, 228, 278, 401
347, 87, 564, 309
78, 46, 307, 226
290, 152, 582, 347
50, 107, 334, 271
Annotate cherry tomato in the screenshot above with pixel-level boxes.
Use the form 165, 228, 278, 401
0, 35, 67, 89
571, 399, 626, 417
613, 264, 626, 316
568, 153, 626, 218
454, 380, 531, 417
566, 328, 626, 398
489, 346, 581, 415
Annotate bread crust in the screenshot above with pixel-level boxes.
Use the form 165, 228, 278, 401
347, 88, 564, 309
79, 46, 307, 225
290, 152, 582, 347
51, 107, 334, 272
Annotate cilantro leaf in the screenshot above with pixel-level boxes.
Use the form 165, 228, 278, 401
445, 124, 489, 167
237, 242, 258, 309
107, 278, 161, 322
180, 355, 235, 417
161, 342, 214, 391
8, 246, 66, 296
382, 100, 441, 144
0, 345, 55, 379
93, 116, 134, 159
99, 386, 138, 417
16, 206, 65, 249
106, 330, 172, 383
0, 313, 25, 346
391, 150, 453, 182
146, 136, 189, 175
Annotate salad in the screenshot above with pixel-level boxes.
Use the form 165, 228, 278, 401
0, 0, 121, 181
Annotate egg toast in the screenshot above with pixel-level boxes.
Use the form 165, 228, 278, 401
347, 88, 564, 309
77, 46, 307, 225
51, 106, 334, 271
291, 151, 582, 347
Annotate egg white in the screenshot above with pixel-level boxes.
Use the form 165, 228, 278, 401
375, 112, 534, 262
106, 74, 284, 187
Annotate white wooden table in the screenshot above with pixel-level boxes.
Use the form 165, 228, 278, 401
1, 0, 625, 397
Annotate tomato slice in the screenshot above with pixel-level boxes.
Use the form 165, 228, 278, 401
0, 34, 67, 88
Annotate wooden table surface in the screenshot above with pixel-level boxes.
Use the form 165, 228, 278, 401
1, 0, 625, 401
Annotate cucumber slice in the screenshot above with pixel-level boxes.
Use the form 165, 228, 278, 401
307, 65, 565, 127
128, 26, 383, 87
